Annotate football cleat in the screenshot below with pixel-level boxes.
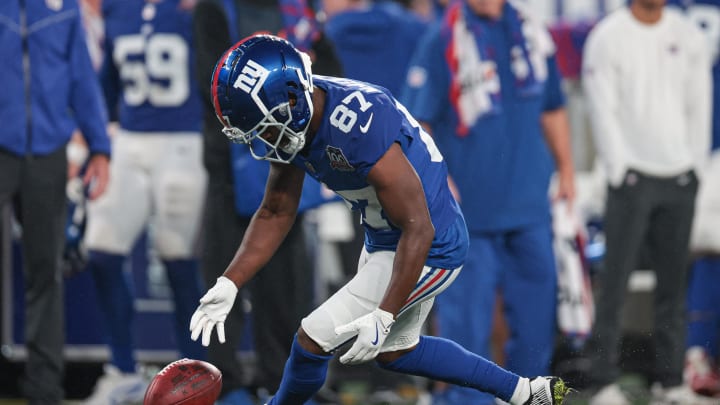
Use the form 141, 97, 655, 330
83, 364, 148, 405
650, 382, 719, 405
684, 346, 720, 397
524, 376, 572, 405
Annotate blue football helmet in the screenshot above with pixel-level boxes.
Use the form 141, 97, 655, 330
212, 34, 314, 163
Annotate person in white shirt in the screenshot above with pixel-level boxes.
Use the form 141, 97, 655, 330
581, 0, 713, 404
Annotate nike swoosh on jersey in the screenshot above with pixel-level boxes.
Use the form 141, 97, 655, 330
371, 323, 379, 345
359, 112, 374, 133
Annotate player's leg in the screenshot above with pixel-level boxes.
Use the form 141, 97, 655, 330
685, 256, 720, 396
371, 261, 568, 405
586, 177, 651, 394
16, 148, 67, 403
266, 329, 333, 405
380, 341, 570, 405
502, 224, 557, 376
647, 174, 697, 390
269, 249, 398, 404
369, 272, 521, 404
152, 134, 207, 361
276, 250, 460, 405
85, 133, 152, 375
433, 234, 500, 404
687, 258, 720, 354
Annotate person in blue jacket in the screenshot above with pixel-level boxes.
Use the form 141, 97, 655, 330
322, 0, 428, 97
0, 1, 111, 404
402, 0, 576, 403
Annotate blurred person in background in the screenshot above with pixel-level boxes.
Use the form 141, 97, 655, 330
581, 0, 712, 403
82, 1, 207, 403
0, 1, 111, 404
402, 0, 576, 403
666, 0, 720, 400
321, 0, 428, 97
192, 1, 342, 403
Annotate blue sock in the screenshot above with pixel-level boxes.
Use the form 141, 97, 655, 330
687, 257, 720, 357
88, 250, 135, 373
269, 335, 332, 405
379, 336, 519, 402
164, 259, 206, 360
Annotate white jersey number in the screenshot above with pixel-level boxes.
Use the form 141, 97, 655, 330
336, 186, 391, 230
114, 33, 190, 107
329, 89, 374, 133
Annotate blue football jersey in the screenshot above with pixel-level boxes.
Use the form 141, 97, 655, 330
291, 76, 468, 269
101, 0, 201, 133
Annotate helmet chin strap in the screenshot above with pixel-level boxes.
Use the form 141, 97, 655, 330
279, 131, 305, 155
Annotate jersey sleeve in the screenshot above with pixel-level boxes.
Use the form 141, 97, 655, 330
542, 54, 567, 112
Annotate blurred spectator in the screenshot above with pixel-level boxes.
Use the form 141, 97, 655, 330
0, 1, 111, 404
322, 0, 428, 96
581, 0, 712, 403
669, 0, 720, 399
82, 1, 207, 403
192, 1, 342, 403
402, 0, 575, 403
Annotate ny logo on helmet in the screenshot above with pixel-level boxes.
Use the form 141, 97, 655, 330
233, 59, 269, 94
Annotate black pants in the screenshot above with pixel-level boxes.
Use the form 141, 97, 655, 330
0, 148, 67, 404
588, 169, 698, 387
200, 177, 313, 395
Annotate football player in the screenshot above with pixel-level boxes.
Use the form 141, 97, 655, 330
189, 34, 572, 405
83, 1, 207, 403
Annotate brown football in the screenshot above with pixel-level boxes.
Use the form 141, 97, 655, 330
143, 358, 222, 405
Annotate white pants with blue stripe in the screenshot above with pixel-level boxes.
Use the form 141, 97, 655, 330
301, 248, 461, 353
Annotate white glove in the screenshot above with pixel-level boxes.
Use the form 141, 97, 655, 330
334, 308, 395, 365
189, 276, 238, 346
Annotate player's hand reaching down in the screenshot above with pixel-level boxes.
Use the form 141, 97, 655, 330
190, 276, 238, 346
335, 308, 395, 365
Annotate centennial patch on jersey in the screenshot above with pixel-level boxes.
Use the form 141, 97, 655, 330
326, 146, 354, 172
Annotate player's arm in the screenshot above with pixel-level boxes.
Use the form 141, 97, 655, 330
334, 142, 434, 363
190, 161, 305, 346
367, 142, 435, 317
222, 161, 306, 288
540, 55, 575, 205
541, 107, 575, 204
